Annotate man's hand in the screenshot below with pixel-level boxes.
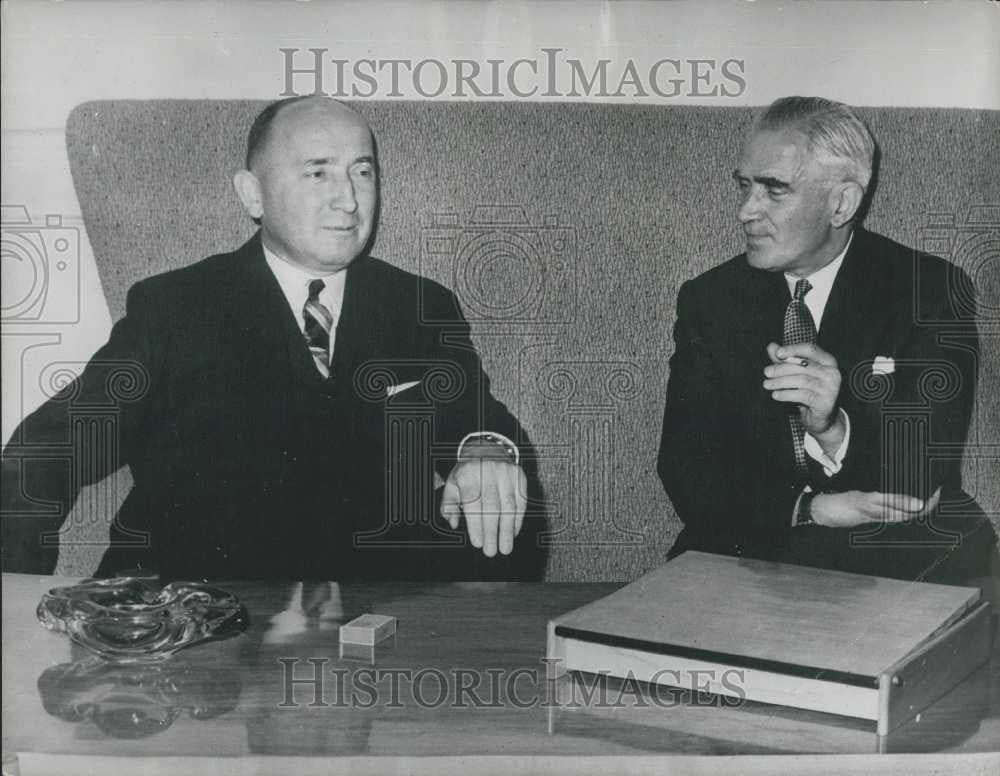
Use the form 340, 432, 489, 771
810, 487, 941, 528
440, 458, 527, 557
764, 342, 844, 444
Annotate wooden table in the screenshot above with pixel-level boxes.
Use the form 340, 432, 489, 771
3, 573, 999, 775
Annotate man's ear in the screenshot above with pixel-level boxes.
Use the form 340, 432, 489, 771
233, 169, 264, 221
829, 181, 864, 228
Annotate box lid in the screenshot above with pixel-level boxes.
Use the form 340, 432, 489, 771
552, 552, 981, 680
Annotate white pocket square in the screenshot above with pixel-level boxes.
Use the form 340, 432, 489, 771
386, 380, 421, 398
872, 356, 895, 375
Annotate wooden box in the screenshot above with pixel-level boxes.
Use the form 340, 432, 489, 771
547, 552, 993, 735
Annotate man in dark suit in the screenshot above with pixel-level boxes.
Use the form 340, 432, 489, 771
2, 96, 544, 580
658, 96, 995, 583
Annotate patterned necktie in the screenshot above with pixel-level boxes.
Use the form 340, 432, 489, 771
783, 278, 817, 477
303, 279, 333, 378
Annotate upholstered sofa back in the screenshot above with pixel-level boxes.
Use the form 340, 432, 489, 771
63, 100, 999, 579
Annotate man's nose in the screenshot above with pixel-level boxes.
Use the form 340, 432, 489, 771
737, 187, 761, 223
327, 174, 358, 213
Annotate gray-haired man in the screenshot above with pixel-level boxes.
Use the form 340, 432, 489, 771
658, 96, 995, 582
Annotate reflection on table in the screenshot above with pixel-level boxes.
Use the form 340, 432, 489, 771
38, 653, 242, 739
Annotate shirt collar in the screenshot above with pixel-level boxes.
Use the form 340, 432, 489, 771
262, 242, 347, 325
784, 231, 853, 329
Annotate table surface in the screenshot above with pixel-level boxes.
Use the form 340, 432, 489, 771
3, 572, 1000, 772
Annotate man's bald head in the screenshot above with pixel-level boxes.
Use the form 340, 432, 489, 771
245, 96, 371, 172
233, 95, 378, 273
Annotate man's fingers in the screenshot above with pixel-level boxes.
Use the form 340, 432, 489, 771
768, 388, 816, 406
498, 468, 517, 555
776, 342, 837, 367
763, 375, 820, 392
874, 507, 916, 523
453, 463, 486, 548
464, 497, 484, 549
766, 342, 783, 364
514, 468, 528, 537
447, 460, 528, 557
440, 477, 462, 530
765, 362, 836, 380
765, 363, 811, 378
872, 492, 925, 512
858, 489, 941, 523
863, 491, 924, 522
479, 477, 501, 557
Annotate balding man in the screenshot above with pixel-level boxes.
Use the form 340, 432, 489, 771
658, 96, 996, 583
2, 96, 544, 580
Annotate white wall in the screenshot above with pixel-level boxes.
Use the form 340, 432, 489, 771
3, 0, 999, 440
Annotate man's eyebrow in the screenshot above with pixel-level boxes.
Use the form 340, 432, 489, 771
732, 170, 792, 189
303, 155, 376, 166
755, 175, 790, 189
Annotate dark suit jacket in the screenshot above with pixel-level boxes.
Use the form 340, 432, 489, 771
2, 234, 546, 580
658, 228, 995, 582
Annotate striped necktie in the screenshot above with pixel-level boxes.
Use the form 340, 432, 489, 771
303, 278, 333, 378
783, 278, 817, 478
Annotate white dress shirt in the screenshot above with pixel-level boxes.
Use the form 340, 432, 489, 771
263, 243, 346, 365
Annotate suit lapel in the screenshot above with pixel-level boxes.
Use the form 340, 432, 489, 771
746, 262, 790, 355
329, 256, 374, 387
744, 267, 791, 418
734, 259, 789, 386
236, 234, 328, 389
729, 260, 795, 470
817, 229, 893, 377
331, 257, 429, 400
235, 244, 393, 394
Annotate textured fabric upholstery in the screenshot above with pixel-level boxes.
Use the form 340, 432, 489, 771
60, 100, 999, 580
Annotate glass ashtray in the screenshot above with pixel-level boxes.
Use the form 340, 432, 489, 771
37, 578, 248, 662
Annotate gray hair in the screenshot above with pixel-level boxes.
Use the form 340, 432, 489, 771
754, 97, 876, 190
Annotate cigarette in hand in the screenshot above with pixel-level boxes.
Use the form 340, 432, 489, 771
779, 352, 809, 367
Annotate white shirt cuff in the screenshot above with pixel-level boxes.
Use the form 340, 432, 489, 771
803, 408, 850, 477
792, 485, 813, 527
456, 432, 520, 465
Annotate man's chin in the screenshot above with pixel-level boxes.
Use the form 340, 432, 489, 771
744, 247, 768, 268
744, 247, 784, 273
316, 253, 360, 272
312, 239, 367, 271
286, 250, 361, 274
